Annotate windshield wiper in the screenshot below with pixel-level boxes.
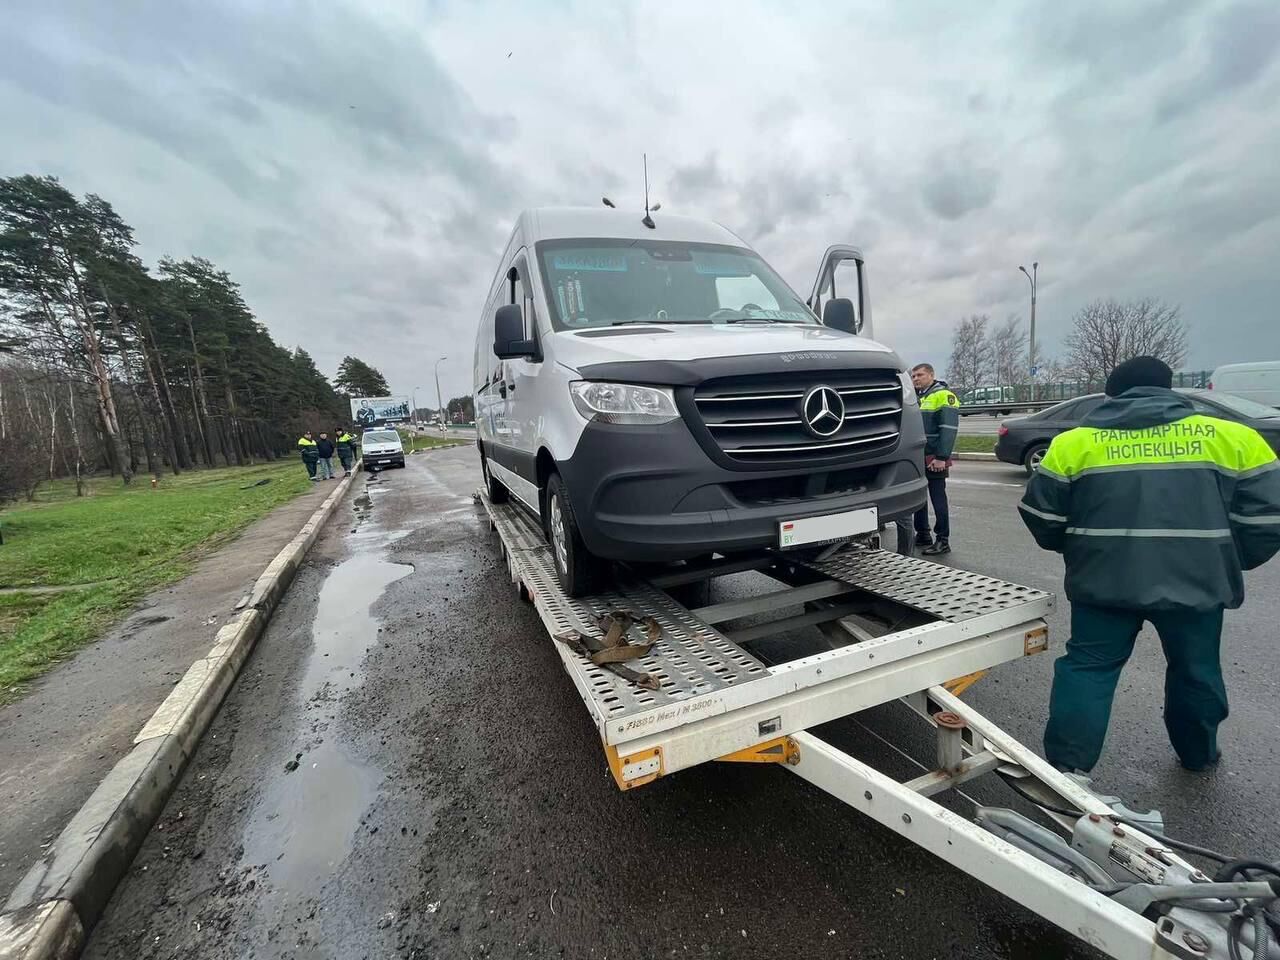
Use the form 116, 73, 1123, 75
724, 316, 808, 324
609, 318, 711, 326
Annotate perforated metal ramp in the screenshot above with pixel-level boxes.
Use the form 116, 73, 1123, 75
481, 491, 1053, 744
484, 495, 768, 726
807, 550, 1052, 623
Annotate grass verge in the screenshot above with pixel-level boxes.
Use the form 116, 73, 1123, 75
397, 430, 469, 454
954, 435, 996, 453
0, 461, 312, 700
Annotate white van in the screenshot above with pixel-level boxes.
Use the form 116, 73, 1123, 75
1209, 362, 1280, 409
361, 428, 405, 470
473, 208, 926, 596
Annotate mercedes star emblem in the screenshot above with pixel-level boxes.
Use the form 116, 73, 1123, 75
801, 385, 845, 438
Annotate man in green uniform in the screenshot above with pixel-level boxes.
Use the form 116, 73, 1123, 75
1019, 357, 1280, 772
297, 430, 319, 481
911, 363, 960, 555
335, 428, 357, 477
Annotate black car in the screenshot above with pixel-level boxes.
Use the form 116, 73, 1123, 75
995, 389, 1280, 474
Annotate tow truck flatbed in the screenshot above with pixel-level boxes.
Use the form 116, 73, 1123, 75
480, 491, 1279, 960
486, 490, 1051, 782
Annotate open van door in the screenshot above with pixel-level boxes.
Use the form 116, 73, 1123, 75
807, 246, 872, 340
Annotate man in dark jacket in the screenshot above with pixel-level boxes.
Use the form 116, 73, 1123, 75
315, 432, 336, 480
911, 363, 960, 555
297, 431, 319, 481
335, 428, 357, 477
1019, 357, 1280, 773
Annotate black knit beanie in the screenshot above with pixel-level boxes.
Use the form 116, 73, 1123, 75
1104, 356, 1173, 397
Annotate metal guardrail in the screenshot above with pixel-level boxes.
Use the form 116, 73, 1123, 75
958, 400, 1056, 416
956, 371, 1212, 411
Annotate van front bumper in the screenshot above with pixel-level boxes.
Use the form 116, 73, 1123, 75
558, 420, 927, 562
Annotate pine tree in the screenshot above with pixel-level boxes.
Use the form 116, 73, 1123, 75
334, 356, 391, 397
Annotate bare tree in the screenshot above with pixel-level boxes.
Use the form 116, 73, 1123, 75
946, 314, 994, 395
992, 315, 1028, 387
1063, 298, 1188, 382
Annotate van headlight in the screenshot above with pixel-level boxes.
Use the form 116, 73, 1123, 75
570, 381, 679, 425
900, 372, 918, 406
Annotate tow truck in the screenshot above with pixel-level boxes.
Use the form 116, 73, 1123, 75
479, 488, 1280, 958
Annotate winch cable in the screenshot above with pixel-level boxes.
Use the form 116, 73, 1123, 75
839, 706, 1278, 952
997, 771, 1280, 958
997, 770, 1241, 865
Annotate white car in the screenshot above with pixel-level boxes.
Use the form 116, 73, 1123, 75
473, 207, 926, 596
360, 428, 405, 470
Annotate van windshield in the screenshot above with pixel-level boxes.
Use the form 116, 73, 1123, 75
363, 430, 399, 443
535, 239, 817, 330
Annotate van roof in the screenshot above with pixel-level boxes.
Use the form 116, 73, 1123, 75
518, 207, 749, 247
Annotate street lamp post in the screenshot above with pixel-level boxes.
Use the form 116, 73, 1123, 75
434, 357, 448, 430
1019, 262, 1038, 400
412, 386, 424, 426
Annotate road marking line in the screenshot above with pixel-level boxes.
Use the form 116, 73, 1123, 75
950, 478, 1024, 488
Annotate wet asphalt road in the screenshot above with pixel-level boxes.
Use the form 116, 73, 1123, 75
84, 450, 1280, 960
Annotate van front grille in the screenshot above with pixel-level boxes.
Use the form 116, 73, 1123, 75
692, 369, 903, 464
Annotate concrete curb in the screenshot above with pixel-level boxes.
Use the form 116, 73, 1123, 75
0, 467, 360, 960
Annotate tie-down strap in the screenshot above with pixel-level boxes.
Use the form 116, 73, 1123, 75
556, 610, 662, 690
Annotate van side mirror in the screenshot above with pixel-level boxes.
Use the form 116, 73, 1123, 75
823, 297, 859, 334
494, 304, 537, 359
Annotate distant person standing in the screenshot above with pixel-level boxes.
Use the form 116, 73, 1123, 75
315, 432, 336, 480
297, 430, 319, 481
911, 363, 959, 555
335, 428, 356, 476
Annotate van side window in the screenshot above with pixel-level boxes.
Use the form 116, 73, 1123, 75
513, 255, 539, 343
831, 260, 861, 326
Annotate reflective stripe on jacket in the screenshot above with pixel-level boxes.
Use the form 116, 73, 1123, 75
298, 437, 318, 459
918, 381, 960, 460
336, 432, 356, 452
1019, 387, 1280, 610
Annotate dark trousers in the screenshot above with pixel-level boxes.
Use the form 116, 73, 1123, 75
1044, 604, 1227, 772
301, 454, 317, 478
913, 472, 950, 540
338, 450, 353, 471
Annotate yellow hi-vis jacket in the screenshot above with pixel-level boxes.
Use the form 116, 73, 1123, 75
917, 380, 960, 460
1019, 387, 1280, 610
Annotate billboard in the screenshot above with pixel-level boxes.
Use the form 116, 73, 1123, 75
351, 396, 411, 427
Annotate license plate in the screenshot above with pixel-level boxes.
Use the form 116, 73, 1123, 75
779, 507, 878, 549
378, 458, 392, 464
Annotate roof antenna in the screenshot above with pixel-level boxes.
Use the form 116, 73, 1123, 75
601, 197, 615, 208
641, 154, 656, 229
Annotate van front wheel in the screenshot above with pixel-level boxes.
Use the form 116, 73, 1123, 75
546, 473, 603, 598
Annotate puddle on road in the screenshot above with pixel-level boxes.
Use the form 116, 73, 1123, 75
240, 739, 380, 895
240, 546, 411, 898
297, 554, 412, 701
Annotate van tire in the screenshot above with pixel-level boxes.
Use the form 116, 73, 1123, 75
545, 473, 603, 597
482, 452, 509, 503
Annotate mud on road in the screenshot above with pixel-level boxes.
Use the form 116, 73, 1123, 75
86, 449, 1101, 959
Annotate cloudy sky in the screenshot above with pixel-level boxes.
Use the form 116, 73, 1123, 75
3, 0, 1279, 401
